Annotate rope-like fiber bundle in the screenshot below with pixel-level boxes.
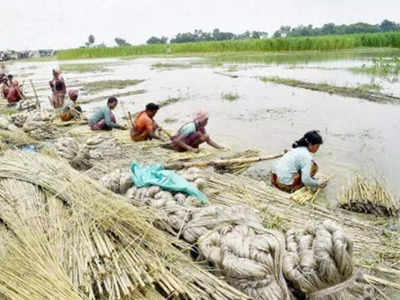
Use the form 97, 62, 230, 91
283, 220, 358, 299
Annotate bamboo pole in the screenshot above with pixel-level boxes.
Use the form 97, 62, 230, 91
30, 79, 40, 109
165, 152, 285, 170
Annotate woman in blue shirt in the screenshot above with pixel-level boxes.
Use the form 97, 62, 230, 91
272, 130, 326, 193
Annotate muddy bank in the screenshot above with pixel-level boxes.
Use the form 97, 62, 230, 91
261, 77, 400, 104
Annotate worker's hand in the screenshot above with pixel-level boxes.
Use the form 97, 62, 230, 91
191, 148, 200, 153
319, 178, 329, 189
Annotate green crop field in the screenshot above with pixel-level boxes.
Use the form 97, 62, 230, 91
57, 32, 400, 60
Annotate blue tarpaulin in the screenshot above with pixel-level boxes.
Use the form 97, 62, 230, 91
130, 161, 209, 205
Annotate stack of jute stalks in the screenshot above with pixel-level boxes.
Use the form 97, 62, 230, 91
0, 151, 248, 300
340, 175, 399, 217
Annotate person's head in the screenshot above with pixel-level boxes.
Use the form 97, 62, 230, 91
107, 97, 118, 109
52, 69, 60, 78
194, 111, 209, 127
145, 103, 160, 118
292, 130, 323, 153
68, 89, 79, 102
7, 74, 13, 81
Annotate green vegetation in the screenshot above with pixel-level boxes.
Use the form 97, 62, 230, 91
83, 79, 145, 93
273, 19, 400, 38
221, 92, 240, 101
151, 63, 192, 69
159, 97, 182, 107
350, 57, 400, 80
60, 63, 111, 73
205, 48, 400, 65
58, 32, 400, 60
81, 89, 146, 104
58, 45, 168, 60
164, 118, 178, 124
260, 77, 399, 104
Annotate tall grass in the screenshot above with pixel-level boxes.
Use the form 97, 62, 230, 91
57, 32, 400, 60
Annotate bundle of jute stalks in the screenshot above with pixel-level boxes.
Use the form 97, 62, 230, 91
340, 175, 399, 217
0, 151, 248, 300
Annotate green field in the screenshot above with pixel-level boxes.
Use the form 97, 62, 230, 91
57, 32, 400, 60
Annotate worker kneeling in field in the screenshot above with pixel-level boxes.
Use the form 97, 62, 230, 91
6, 76, 24, 105
271, 130, 328, 193
131, 103, 164, 141
89, 97, 127, 131
59, 89, 83, 121
169, 111, 224, 153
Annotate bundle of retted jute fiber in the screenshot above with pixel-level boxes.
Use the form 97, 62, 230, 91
100, 166, 207, 201
198, 223, 292, 300
100, 168, 133, 194
340, 175, 399, 217
53, 135, 124, 171
0, 151, 248, 300
283, 220, 361, 300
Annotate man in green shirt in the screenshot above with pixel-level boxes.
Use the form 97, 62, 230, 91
89, 97, 127, 130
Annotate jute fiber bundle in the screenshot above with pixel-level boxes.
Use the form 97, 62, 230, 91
53, 135, 124, 170
198, 223, 292, 300
0, 151, 248, 300
283, 220, 368, 300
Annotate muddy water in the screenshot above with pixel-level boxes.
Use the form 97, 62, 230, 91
8, 52, 400, 206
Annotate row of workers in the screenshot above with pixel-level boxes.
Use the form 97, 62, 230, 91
87, 97, 327, 193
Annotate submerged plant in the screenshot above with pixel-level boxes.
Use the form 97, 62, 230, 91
221, 92, 239, 101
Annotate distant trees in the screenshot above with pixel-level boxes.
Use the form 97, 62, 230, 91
86, 35, 95, 47
151, 29, 268, 44
272, 20, 400, 38
115, 37, 131, 47
147, 36, 168, 44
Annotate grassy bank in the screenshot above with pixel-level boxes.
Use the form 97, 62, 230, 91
261, 77, 400, 104
57, 32, 400, 60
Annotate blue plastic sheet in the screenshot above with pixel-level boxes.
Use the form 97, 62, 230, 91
130, 161, 209, 205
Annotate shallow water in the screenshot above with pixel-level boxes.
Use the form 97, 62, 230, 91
7, 50, 400, 206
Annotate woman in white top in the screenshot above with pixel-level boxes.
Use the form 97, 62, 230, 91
272, 130, 326, 193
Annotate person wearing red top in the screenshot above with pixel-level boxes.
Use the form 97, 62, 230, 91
131, 103, 163, 141
7, 81, 24, 104
49, 69, 67, 108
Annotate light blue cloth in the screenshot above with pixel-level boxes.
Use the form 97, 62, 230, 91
130, 161, 209, 205
272, 147, 320, 187
178, 122, 197, 138
89, 106, 120, 128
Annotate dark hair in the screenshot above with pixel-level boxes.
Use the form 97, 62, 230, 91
145, 103, 159, 111
107, 97, 118, 105
293, 130, 323, 148
7, 74, 13, 79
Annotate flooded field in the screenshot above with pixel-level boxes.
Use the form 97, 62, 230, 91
7, 48, 400, 206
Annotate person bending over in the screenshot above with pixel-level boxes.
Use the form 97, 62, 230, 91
171, 111, 223, 153
59, 89, 83, 121
131, 103, 163, 141
89, 97, 126, 131
271, 130, 327, 193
